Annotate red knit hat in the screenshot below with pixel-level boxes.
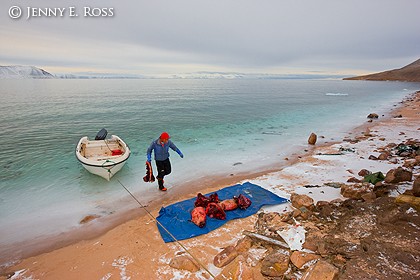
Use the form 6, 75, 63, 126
160, 132, 170, 140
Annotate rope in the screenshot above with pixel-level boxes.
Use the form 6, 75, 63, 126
116, 178, 216, 279
104, 139, 113, 152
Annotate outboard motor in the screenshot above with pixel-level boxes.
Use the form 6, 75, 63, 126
95, 128, 108, 140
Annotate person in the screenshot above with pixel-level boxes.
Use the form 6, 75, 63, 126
146, 132, 183, 191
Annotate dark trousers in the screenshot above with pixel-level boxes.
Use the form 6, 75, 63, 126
156, 159, 171, 187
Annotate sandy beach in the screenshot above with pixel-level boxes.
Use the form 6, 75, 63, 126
1, 89, 419, 280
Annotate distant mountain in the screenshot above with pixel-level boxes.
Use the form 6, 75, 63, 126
344, 59, 420, 82
0, 66, 54, 79
167, 71, 346, 80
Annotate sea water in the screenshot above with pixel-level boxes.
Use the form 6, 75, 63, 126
0, 79, 418, 260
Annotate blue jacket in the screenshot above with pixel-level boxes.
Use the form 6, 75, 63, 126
147, 139, 182, 161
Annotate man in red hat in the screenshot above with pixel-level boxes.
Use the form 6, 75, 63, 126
146, 132, 184, 191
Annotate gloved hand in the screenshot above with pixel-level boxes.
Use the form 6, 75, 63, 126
176, 148, 184, 158
147, 154, 151, 162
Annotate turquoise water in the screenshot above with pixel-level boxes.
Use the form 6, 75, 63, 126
0, 79, 418, 259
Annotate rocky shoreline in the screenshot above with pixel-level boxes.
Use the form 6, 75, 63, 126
168, 135, 420, 279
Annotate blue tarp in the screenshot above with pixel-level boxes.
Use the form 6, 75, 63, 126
156, 182, 288, 243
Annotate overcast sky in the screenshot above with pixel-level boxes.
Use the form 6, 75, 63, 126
1, 0, 419, 76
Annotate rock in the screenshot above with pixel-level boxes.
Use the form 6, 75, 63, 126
361, 192, 376, 202
347, 177, 361, 183
299, 206, 313, 220
413, 177, 420, 197
358, 169, 371, 177
367, 113, 379, 119
292, 208, 302, 218
215, 255, 257, 280
318, 204, 334, 218
260, 250, 290, 277
384, 167, 413, 183
308, 133, 317, 145
340, 183, 373, 200
373, 184, 390, 197
403, 159, 418, 168
291, 193, 314, 209
395, 194, 420, 210
214, 245, 239, 268
169, 255, 200, 272
79, 214, 100, 224
290, 251, 321, 269
316, 201, 330, 208
255, 212, 291, 234
363, 128, 372, 137
368, 155, 378, 160
301, 260, 339, 280
331, 254, 347, 269
234, 236, 253, 255
378, 152, 390, 160
388, 158, 398, 164
303, 239, 319, 252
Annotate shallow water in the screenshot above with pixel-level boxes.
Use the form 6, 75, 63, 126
0, 78, 418, 256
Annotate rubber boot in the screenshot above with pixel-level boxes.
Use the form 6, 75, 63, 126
158, 178, 166, 191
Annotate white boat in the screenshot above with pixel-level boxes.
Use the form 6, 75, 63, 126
76, 129, 131, 181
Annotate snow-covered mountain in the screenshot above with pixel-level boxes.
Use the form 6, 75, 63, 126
0, 66, 55, 79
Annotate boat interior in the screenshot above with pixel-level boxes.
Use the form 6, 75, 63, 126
80, 139, 125, 160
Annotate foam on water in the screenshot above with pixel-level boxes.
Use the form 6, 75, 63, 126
0, 79, 418, 259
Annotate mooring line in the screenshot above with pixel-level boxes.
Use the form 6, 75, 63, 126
116, 179, 216, 279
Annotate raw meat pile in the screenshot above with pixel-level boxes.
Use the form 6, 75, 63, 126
190, 192, 252, 228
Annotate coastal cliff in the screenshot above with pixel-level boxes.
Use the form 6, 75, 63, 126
344, 59, 420, 82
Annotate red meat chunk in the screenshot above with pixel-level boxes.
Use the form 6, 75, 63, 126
205, 202, 226, 220
234, 194, 252, 209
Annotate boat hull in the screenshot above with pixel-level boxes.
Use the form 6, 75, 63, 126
79, 161, 127, 181
75, 135, 131, 181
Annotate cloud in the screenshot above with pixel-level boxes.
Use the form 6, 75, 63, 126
1, 0, 419, 75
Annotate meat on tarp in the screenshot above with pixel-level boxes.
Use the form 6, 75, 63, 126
190, 206, 206, 228
219, 199, 238, 211
205, 202, 226, 220
235, 194, 252, 209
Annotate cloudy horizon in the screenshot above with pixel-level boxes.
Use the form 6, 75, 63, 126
1, 0, 419, 76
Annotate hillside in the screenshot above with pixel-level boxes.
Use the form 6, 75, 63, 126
344, 59, 420, 82
0, 66, 54, 79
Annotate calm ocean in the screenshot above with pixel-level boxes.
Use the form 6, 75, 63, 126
0, 79, 418, 260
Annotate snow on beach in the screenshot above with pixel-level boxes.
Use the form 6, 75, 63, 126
1, 90, 419, 279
